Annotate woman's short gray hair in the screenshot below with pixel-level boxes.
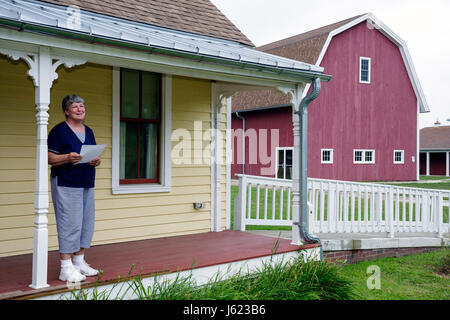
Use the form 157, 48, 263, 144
62, 94, 85, 118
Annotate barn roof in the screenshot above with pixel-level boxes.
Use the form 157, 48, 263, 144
232, 13, 429, 113
40, 0, 254, 46
420, 126, 450, 151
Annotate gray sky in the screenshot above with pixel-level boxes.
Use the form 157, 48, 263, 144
211, 0, 450, 129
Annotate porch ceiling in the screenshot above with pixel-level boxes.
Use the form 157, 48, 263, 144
0, 0, 330, 84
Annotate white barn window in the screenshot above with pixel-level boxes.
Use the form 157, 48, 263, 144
353, 149, 375, 164
359, 57, 371, 83
394, 150, 404, 164
321, 149, 334, 164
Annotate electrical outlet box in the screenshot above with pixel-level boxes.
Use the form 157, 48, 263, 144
193, 202, 204, 209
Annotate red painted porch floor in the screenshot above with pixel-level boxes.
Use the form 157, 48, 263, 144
0, 230, 317, 299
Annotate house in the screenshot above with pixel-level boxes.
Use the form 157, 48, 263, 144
231, 13, 429, 182
0, 0, 329, 294
420, 125, 450, 176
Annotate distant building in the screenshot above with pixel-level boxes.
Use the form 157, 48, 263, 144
420, 126, 450, 176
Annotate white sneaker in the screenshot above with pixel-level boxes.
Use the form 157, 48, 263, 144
74, 260, 99, 277
59, 265, 86, 282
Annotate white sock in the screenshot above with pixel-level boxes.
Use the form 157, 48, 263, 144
61, 259, 73, 269
73, 254, 85, 265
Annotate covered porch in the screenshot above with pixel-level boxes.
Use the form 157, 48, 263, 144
0, 230, 320, 300
0, 0, 330, 296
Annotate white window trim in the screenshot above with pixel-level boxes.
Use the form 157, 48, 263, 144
321, 148, 334, 164
111, 67, 172, 194
353, 149, 375, 164
393, 150, 404, 164
359, 57, 371, 84
275, 147, 294, 179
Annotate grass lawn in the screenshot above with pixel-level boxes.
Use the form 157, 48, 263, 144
419, 175, 450, 181
339, 248, 450, 300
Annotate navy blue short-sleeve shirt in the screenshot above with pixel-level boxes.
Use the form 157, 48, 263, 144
48, 121, 97, 188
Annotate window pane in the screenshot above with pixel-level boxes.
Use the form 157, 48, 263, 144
140, 123, 158, 180
278, 149, 285, 165
361, 71, 368, 82
361, 60, 369, 70
285, 166, 292, 180
142, 72, 161, 120
365, 151, 373, 162
322, 150, 330, 161
277, 166, 284, 179
120, 122, 138, 179
355, 151, 362, 162
286, 150, 293, 166
121, 69, 140, 119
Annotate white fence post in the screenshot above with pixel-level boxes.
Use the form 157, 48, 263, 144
387, 188, 395, 238
436, 192, 443, 238
233, 175, 247, 231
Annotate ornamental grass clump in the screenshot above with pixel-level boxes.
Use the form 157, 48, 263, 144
129, 253, 357, 300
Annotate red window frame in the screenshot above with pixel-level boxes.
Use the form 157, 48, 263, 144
120, 69, 161, 185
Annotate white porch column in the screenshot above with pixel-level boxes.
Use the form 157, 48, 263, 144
446, 152, 449, 177
210, 84, 227, 232
31, 49, 86, 288
31, 46, 52, 289
284, 84, 303, 245
426, 152, 430, 176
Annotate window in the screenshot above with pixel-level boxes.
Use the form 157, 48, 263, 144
359, 57, 371, 83
321, 149, 333, 164
276, 147, 293, 179
120, 68, 161, 184
112, 67, 172, 194
353, 149, 375, 164
394, 150, 404, 164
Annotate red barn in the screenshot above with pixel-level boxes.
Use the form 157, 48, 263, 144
231, 13, 429, 181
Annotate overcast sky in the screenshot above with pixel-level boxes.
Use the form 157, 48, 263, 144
211, 0, 450, 129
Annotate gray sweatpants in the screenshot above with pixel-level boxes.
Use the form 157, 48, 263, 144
51, 176, 95, 254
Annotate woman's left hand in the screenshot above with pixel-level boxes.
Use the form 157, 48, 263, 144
89, 157, 101, 167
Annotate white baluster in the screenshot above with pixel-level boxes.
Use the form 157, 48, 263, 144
256, 183, 260, 221
320, 182, 325, 233
271, 185, 276, 220
247, 183, 252, 220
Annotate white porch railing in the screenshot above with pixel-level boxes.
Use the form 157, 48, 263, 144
233, 174, 450, 238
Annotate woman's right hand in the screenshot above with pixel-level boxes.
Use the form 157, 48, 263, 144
68, 152, 83, 164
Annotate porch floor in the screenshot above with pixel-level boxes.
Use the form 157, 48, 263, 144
0, 230, 316, 300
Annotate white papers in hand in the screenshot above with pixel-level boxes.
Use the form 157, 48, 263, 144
76, 144, 106, 164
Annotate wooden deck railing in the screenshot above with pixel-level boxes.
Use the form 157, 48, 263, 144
233, 174, 450, 238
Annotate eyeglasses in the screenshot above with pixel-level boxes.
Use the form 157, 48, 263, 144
69, 104, 85, 109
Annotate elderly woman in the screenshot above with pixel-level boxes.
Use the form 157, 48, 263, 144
48, 94, 101, 283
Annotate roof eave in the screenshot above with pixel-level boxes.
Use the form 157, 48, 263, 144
0, 17, 330, 85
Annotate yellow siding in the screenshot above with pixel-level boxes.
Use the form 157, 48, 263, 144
0, 56, 229, 257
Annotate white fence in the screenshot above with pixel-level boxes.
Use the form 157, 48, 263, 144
233, 174, 450, 238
